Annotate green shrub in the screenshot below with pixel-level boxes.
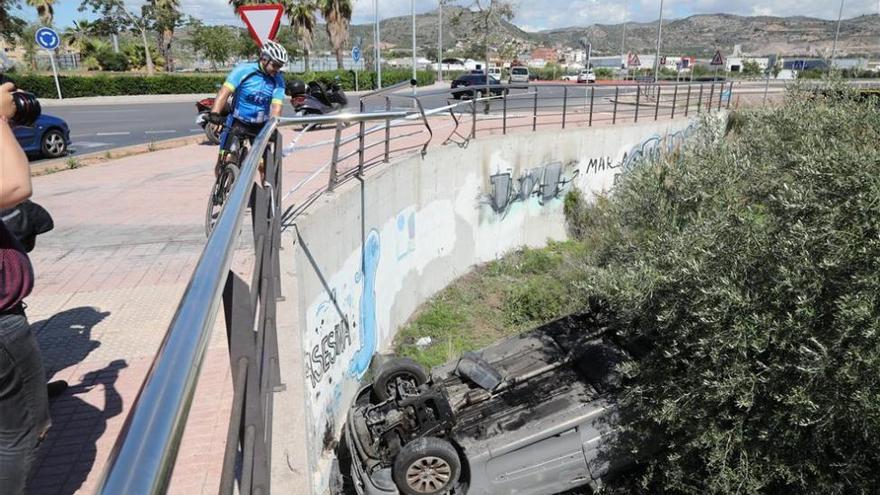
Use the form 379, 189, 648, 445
503, 276, 569, 326
96, 50, 130, 72
576, 83, 880, 494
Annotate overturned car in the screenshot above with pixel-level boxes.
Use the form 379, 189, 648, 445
336, 308, 644, 495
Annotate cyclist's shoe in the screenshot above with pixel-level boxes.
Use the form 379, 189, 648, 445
207, 112, 225, 125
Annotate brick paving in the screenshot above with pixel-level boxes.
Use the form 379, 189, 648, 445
22, 102, 699, 495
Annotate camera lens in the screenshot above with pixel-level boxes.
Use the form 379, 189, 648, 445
11, 91, 41, 127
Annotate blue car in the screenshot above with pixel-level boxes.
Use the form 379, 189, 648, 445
13, 114, 71, 159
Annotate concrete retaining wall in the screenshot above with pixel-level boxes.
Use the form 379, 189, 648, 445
274, 117, 702, 493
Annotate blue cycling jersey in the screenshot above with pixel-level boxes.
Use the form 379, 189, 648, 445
223, 62, 286, 124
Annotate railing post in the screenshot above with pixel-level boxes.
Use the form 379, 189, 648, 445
562, 86, 568, 129
358, 100, 365, 175
532, 89, 538, 131
384, 97, 391, 162
671, 84, 678, 119
718, 81, 724, 110
685, 84, 691, 117
726, 81, 733, 109
328, 122, 343, 190
471, 97, 477, 139
697, 84, 704, 113
635, 84, 640, 123
589, 85, 595, 127
502, 87, 508, 135
612, 86, 619, 124
654, 84, 661, 121
708, 82, 716, 113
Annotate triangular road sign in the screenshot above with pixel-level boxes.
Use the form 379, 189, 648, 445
239, 4, 284, 47
711, 50, 725, 66
627, 52, 641, 67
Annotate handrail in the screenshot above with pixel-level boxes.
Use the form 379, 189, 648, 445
357, 79, 413, 101
95, 118, 281, 495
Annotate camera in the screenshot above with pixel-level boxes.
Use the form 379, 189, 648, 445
0, 74, 41, 127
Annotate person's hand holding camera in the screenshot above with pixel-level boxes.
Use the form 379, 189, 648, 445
0, 80, 33, 209
1, 81, 16, 122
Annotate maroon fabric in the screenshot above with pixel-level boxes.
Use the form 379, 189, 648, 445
0, 221, 33, 311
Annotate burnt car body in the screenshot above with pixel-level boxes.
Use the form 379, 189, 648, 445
339, 310, 638, 495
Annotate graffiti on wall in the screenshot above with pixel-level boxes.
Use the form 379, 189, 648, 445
483, 160, 580, 214
620, 122, 699, 175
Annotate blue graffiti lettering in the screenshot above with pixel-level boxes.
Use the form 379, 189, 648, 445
349, 229, 380, 377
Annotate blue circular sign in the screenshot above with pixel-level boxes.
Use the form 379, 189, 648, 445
351, 46, 361, 63
35, 27, 60, 50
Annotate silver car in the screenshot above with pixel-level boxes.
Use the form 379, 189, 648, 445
334, 309, 636, 495
508, 66, 530, 85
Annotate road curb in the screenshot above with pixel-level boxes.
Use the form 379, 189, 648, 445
31, 133, 210, 176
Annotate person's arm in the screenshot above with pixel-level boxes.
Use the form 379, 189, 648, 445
270, 75, 285, 117
211, 85, 233, 114
0, 82, 32, 209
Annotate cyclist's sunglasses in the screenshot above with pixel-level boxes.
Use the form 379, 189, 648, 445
269, 60, 284, 70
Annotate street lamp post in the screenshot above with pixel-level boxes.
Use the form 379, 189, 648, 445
438, 2, 443, 81
621, 0, 628, 78
412, 0, 417, 83
374, 0, 382, 88
830, 0, 846, 68
653, 0, 664, 84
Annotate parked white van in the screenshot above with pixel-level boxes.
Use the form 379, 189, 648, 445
509, 66, 529, 85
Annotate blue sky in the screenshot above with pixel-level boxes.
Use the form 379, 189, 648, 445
12, 0, 880, 32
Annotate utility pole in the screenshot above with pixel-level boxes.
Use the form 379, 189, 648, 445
437, 2, 443, 81
653, 0, 665, 83
830, 0, 846, 68
374, 0, 382, 88
412, 0, 417, 82
621, 0, 627, 77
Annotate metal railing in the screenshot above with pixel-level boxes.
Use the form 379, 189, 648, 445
96, 119, 284, 495
279, 80, 736, 224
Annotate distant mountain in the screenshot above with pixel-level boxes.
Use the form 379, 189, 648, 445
309, 11, 879, 59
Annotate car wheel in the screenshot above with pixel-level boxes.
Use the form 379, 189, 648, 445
41, 129, 67, 158
373, 357, 428, 401
393, 437, 461, 495
204, 123, 222, 145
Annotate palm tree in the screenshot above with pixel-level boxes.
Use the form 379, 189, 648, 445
316, 0, 351, 69
63, 19, 95, 53
285, 0, 316, 71
25, 0, 54, 25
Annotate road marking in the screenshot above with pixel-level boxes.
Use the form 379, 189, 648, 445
71, 141, 111, 149
96, 131, 131, 136
189, 128, 203, 132
145, 130, 176, 135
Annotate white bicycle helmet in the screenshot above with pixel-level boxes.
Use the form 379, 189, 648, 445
261, 40, 289, 67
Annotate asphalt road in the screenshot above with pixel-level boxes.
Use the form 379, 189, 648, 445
41, 101, 206, 161
37, 81, 741, 163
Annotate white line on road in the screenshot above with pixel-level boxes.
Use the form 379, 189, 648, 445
145, 130, 176, 135
189, 128, 203, 132
71, 141, 111, 149
96, 132, 131, 136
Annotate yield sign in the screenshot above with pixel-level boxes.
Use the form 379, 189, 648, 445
239, 4, 284, 47
710, 50, 725, 66
627, 52, 641, 67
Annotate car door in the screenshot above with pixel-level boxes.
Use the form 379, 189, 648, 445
12, 124, 38, 153
484, 426, 591, 494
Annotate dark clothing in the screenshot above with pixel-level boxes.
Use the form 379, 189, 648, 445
0, 306, 50, 494
0, 222, 33, 314
0, 200, 54, 253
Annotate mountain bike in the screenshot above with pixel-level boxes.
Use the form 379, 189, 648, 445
205, 121, 261, 236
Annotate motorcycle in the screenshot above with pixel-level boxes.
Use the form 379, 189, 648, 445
195, 95, 231, 145
287, 77, 348, 128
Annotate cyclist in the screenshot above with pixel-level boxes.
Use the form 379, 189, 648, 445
207, 40, 288, 170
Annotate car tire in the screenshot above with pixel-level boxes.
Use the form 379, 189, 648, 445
373, 357, 428, 401
204, 123, 221, 145
393, 437, 461, 495
41, 129, 67, 158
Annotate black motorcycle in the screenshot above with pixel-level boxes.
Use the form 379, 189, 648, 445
287, 77, 348, 129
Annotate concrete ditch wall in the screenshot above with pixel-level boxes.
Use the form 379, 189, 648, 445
275, 116, 703, 493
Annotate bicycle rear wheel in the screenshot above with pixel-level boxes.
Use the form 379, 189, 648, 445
205, 162, 240, 236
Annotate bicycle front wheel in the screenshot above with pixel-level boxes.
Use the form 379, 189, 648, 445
205, 163, 240, 236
